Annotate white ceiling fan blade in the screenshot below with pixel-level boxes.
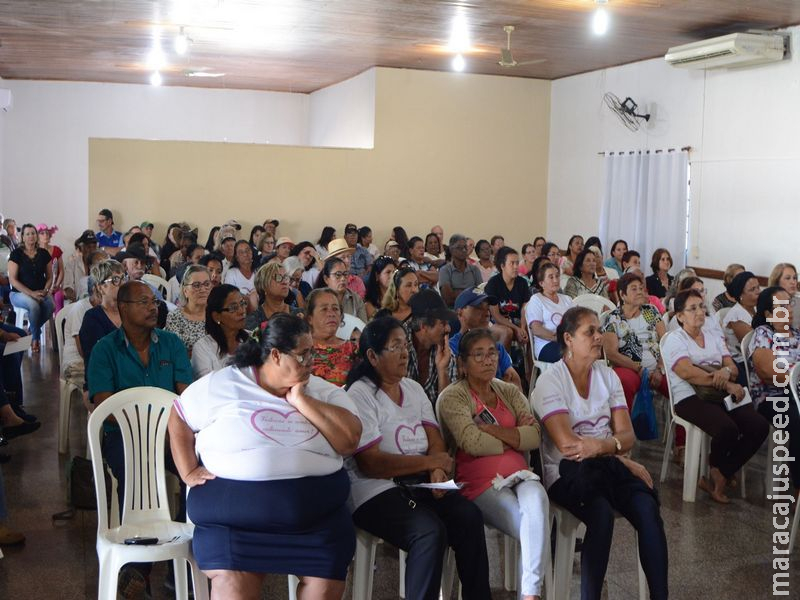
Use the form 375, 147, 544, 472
515, 58, 547, 66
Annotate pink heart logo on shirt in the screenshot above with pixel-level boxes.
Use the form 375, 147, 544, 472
395, 423, 427, 455
250, 408, 320, 447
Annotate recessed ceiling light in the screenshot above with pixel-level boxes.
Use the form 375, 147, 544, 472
592, 0, 610, 36
452, 54, 465, 72
448, 15, 471, 53
150, 71, 162, 86
147, 44, 166, 70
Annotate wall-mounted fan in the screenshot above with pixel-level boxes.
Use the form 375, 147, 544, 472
603, 93, 651, 131
498, 26, 546, 68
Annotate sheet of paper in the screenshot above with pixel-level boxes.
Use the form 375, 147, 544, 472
3, 335, 31, 355
409, 479, 463, 490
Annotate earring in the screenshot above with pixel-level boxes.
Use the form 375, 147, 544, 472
567, 349, 573, 360
216, 321, 221, 325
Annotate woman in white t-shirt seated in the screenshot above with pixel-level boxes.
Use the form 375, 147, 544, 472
191, 284, 249, 379
661, 289, 768, 504
345, 317, 491, 600
525, 262, 574, 363
720, 270, 760, 386
223, 240, 257, 309
532, 306, 667, 600
169, 313, 362, 600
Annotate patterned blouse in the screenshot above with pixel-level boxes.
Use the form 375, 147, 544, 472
601, 304, 662, 367
310, 341, 358, 387
747, 324, 800, 408
165, 309, 207, 354
564, 275, 609, 299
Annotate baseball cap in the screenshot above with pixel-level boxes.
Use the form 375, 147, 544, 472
117, 243, 148, 262
454, 287, 499, 310
140, 221, 154, 229
76, 230, 97, 246
409, 289, 457, 322
98, 209, 113, 220
263, 218, 280, 227
224, 219, 242, 230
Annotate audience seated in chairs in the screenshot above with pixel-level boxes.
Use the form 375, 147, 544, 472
363, 256, 397, 320
712, 263, 746, 313
191, 284, 248, 379
36, 224, 65, 314
484, 246, 531, 351
289, 241, 320, 289
559, 234, 584, 277
378, 266, 418, 324
314, 256, 367, 323
720, 270, 760, 386
661, 289, 768, 504
0, 322, 39, 439
62, 276, 98, 392
314, 225, 336, 261
526, 262, 574, 363
474, 239, 497, 283
170, 312, 361, 600
223, 240, 257, 300
439, 328, 548, 600
768, 262, 800, 329
345, 317, 492, 600
198, 253, 224, 288
63, 230, 98, 303
165, 265, 211, 355
282, 256, 310, 310
306, 288, 358, 387
532, 306, 668, 600
645, 248, 674, 300
604, 239, 628, 277
439, 234, 483, 307
406, 236, 439, 288
246, 262, 293, 331
747, 286, 800, 501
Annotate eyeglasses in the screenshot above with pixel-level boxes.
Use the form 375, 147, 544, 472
119, 298, 163, 308
102, 275, 127, 286
284, 349, 313, 365
450, 244, 467, 252
273, 274, 289, 283
467, 350, 500, 362
329, 271, 348, 280
186, 280, 212, 291
289, 276, 302, 285
682, 304, 705, 313
382, 343, 408, 355
220, 300, 248, 313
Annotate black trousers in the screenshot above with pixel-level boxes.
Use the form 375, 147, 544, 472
758, 395, 800, 488
352, 487, 491, 600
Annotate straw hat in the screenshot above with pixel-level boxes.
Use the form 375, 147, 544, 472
326, 238, 355, 260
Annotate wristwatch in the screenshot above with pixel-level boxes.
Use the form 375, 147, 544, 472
611, 436, 622, 454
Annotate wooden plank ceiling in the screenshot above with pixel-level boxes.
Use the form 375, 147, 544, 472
0, 0, 798, 93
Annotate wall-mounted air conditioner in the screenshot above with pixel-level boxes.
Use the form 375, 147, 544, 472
665, 32, 787, 69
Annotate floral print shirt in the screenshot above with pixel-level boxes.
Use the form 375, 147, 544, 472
601, 304, 662, 367
311, 341, 358, 387
747, 325, 800, 408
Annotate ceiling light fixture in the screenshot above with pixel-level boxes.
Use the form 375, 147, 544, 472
150, 71, 162, 86
448, 15, 471, 53
147, 43, 167, 70
452, 54, 465, 72
592, 1, 610, 36
175, 27, 190, 55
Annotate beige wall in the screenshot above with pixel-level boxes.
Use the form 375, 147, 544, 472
90, 67, 550, 250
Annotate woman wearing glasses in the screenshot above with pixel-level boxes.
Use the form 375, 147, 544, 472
191, 284, 249, 379
315, 257, 368, 323
170, 313, 361, 600
439, 328, 547, 600
346, 317, 491, 600
246, 262, 293, 330
166, 265, 211, 355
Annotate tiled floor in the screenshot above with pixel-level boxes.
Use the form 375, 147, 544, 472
1, 346, 799, 599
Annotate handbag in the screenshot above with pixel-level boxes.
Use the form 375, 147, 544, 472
631, 368, 658, 440
691, 363, 728, 403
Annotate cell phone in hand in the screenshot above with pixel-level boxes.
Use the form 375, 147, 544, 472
124, 536, 159, 545
473, 408, 498, 426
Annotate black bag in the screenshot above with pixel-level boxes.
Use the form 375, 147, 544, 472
52, 456, 111, 521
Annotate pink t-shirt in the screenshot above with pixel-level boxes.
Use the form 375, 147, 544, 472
455, 390, 528, 501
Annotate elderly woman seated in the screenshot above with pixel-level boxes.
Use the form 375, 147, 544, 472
564, 249, 610, 300
439, 328, 547, 600
305, 288, 357, 387
661, 289, 769, 504
525, 262, 574, 363
314, 257, 367, 323
165, 265, 211, 355
720, 270, 760, 386
601, 273, 668, 411
532, 306, 668, 600
246, 262, 294, 330
191, 284, 249, 379
748, 286, 800, 502
169, 313, 361, 600
712, 264, 746, 313
345, 317, 491, 600
768, 262, 800, 329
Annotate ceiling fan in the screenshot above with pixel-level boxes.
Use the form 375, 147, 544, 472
498, 25, 546, 68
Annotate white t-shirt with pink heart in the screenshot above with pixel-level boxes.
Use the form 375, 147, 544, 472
346, 377, 439, 512
174, 367, 359, 481
525, 293, 575, 358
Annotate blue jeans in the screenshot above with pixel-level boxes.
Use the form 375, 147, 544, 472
9, 292, 54, 342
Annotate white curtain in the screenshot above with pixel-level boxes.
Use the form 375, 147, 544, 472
599, 150, 689, 270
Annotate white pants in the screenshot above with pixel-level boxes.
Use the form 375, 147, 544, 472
473, 479, 549, 597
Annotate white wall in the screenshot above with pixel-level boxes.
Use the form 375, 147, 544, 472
0, 80, 311, 243
309, 69, 375, 148
548, 26, 800, 277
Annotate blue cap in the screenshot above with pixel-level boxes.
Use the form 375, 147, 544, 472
454, 287, 498, 310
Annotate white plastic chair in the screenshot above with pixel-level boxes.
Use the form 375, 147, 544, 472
572, 293, 616, 315
55, 304, 84, 454
787, 363, 800, 553
658, 331, 710, 502
87, 386, 208, 600
336, 313, 366, 341
715, 306, 731, 329
738, 329, 757, 497
167, 276, 182, 305
141, 274, 170, 299
14, 305, 47, 346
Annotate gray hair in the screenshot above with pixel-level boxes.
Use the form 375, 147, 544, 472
90, 259, 124, 285
448, 233, 466, 247
180, 264, 211, 303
